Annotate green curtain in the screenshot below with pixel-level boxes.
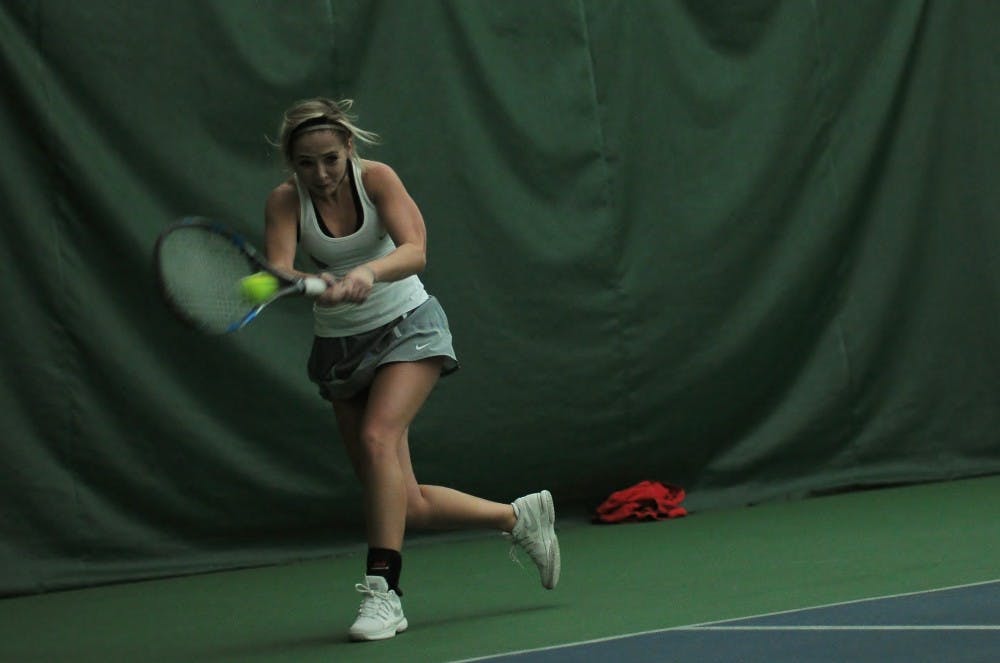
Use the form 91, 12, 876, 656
1, 0, 997, 596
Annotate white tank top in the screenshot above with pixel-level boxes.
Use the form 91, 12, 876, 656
297, 160, 428, 337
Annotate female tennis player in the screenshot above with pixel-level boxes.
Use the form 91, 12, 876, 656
264, 97, 560, 641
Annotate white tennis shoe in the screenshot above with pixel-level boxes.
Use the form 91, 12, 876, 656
348, 576, 408, 641
510, 490, 561, 589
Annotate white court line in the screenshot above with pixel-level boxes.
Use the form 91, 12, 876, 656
450, 578, 1000, 662
685, 625, 1000, 631
684, 577, 1000, 628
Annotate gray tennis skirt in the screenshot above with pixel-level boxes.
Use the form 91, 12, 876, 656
307, 295, 459, 401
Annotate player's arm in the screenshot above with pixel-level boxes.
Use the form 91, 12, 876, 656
265, 181, 339, 299
264, 181, 303, 275
345, 161, 427, 296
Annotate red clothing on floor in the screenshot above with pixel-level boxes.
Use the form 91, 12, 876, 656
593, 480, 687, 523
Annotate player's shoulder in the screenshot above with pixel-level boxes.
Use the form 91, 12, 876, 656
266, 178, 298, 213
265, 178, 299, 225
360, 159, 397, 180
360, 159, 404, 196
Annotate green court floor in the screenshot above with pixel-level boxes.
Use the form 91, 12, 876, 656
2, 475, 997, 662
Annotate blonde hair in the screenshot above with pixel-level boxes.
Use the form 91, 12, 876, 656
275, 97, 380, 166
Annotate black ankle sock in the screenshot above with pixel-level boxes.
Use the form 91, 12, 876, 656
366, 547, 402, 595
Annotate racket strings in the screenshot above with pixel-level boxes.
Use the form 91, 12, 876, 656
157, 228, 256, 333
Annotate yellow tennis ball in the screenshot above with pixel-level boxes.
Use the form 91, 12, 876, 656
239, 272, 279, 304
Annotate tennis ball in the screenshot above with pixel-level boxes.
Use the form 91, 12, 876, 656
239, 272, 279, 304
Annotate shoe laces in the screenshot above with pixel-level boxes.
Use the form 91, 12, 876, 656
507, 530, 550, 572
505, 535, 527, 570
513, 523, 547, 553
355, 583, 394, 619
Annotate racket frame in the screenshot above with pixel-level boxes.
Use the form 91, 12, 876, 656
154, 217, 325, 334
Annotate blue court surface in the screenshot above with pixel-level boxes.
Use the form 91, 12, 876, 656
458, 580, 999, 662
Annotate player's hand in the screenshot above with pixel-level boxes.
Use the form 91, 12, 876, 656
338, 265, 376, 303
315, 272, 346, 307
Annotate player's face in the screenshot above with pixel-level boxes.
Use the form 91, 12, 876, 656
292, 130, 352, 198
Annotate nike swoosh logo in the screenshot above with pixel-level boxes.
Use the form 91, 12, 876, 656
415, 330, 440, 351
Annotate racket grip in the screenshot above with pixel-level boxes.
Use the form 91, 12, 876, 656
301, 276, 328, 297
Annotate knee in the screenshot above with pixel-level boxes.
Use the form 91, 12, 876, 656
357, 423, 402, 466
405, 487, 431, 528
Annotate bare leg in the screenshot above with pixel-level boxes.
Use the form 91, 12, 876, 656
396, 427, 516, 532
331, 360, 516, 549
349, 361, 439, 549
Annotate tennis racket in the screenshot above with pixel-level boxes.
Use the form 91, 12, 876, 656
153, 217, 327, 334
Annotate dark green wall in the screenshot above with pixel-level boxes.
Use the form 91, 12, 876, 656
2, 0, 998, 595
